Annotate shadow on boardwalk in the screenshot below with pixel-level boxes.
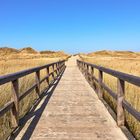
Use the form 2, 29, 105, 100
8, 56, 128, 140
9, 70, 65, 140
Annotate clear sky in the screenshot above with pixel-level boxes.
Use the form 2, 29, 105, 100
0, 0, 140, 54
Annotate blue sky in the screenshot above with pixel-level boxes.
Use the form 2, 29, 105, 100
0, 0, 140, 54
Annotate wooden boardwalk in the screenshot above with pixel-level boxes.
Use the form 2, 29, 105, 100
13, 56, 127, 140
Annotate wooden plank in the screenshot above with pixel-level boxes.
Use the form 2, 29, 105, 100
87, 65, 90, 81
98, 70, 103, 99
59, 63, 62, 72
35, 71, 40, 97
0, 101, 14, 117
82, 62, 84, 73
52, 64, 55, 80
100, 82, 117, 100
19, 84, 37, 101
11, 79, 19, 128
123, 100, 140, 121
46, 67, 50, 85
56, 63, 59, 75
58, 62, 61, 74
80, 62, 83, 71
90, 67, 96, 90
117, 78, 125, 126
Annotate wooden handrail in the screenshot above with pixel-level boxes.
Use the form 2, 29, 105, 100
0, 60, 66, 128
77, 59, 140, 127
77, 60, 140, 86
0, 60, 65, 85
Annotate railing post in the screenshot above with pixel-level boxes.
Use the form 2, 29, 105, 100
62, 62, 64, 71
82, 63, 84, 73
84, 63, 86, 76
87, 65, 89, 72
79, 61, 81, 70
52, 64, 55, 80
85, 64, 87, 77
91, 67, 94, 76
77, 61, 79, 69
59, 62, 62, 72
82, 62, 84, 73
87, 65, 90, 80
58, 62, 60, 74
117, 78, 125, 126
91, 67, 95, 89
46, 67, 50, 85
63, 61, 66, 69
98, 70, 103, 99
35, 70, 40, 97
80, 62, 82, 71
56, 63, 59, 75
63, 61, 65, 71
11, 79, 19, 128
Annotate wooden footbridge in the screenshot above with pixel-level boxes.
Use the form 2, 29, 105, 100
1, 56, 140, 139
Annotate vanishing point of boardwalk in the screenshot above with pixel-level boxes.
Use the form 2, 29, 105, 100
13, 56, 127, 140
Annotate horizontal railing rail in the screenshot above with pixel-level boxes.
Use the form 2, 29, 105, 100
77, 59, 140, 127
0, 61, 64, 85
0, 60, 66, 129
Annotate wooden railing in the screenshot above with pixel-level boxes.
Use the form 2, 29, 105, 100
0, 60, 66, 128
77, 60, 140, 127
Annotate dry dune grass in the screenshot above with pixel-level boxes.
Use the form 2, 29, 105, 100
0, 47, 69, 61
0, 47, 69, 139
19, 47, 38, 54
0, 59, 57, 139
87, 50, 140, 58
80, 51, 140, 140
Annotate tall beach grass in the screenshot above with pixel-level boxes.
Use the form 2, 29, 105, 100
0, 57, 63, 139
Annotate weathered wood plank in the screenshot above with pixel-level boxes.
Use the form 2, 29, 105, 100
0, 101, 14, 117
98, 70, 103, 99
35, 71, 40, 97
100, 82, 117, 100
117, 78, 125, 126
123, 100, 140, 121
11, 79, 19, 128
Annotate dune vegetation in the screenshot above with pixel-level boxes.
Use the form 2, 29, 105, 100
80, 50, 140, 140
0, 47, 69, 139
